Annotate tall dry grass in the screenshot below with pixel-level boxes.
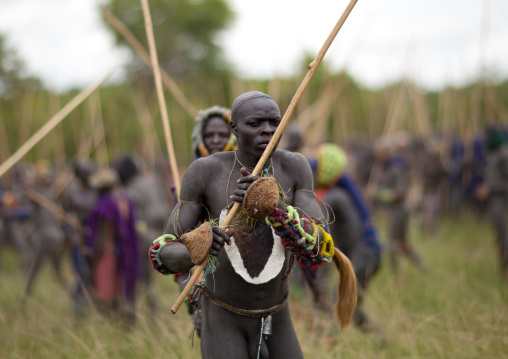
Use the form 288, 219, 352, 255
0, 212, 507, 358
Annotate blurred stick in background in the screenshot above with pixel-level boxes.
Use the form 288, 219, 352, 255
0, 73, 111, 179
140, 0, 181, 199
102, 7, 198, 119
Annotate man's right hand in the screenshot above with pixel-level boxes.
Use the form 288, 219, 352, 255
230, 167, 259, 203
209, 227, 234, 257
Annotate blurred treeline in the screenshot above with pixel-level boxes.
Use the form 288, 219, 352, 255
1, 0, 508, 167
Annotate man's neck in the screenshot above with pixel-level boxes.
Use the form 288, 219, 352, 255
235, 150, 261, 171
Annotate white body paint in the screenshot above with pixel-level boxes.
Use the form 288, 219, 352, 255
220, 209, 285, 284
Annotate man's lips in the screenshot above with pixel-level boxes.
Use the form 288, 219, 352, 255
258, 140, 272, 148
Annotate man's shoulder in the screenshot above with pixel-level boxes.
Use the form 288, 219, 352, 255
274, 149, 308, 166
189, 152, 231, 171
182, 153, 233, 189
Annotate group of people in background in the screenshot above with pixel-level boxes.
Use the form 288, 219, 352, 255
1, 97, 507, 341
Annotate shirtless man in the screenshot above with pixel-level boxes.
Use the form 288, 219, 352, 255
151, 91, 343, 359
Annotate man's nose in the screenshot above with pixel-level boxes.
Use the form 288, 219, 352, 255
260, 122, 275, 135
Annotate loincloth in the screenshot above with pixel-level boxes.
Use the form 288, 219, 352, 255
199, 286, 287, 319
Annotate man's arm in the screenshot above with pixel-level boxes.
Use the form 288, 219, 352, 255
155, 158, 230, 274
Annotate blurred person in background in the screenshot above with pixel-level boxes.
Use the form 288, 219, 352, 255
113, 154, 174, 313
191, 105, 236, 159
86, 167, 140, 325
22, 160, 68, 301
61, 159, 98, 316
0, 166, 32, 274
419, 137, 447, 239
311, 143, 382, 332
474, 124, 508, 280
371, 135, 424, 273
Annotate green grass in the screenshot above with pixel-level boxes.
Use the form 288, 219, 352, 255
1, 213, 507, 358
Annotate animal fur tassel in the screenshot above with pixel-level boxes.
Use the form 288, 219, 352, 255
332, 247, 357, 328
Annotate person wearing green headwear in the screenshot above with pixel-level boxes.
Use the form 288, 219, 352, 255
310, 143, 382, 332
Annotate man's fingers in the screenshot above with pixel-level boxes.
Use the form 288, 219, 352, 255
238, 175, 258, 183
213, 226, 231, 245
230, 194, 243, 203
240, 167, 251, 177
237, 183, 250, 190
225, 227, 235, 238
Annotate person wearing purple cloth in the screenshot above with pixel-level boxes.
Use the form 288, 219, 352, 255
86, 168, 140, 324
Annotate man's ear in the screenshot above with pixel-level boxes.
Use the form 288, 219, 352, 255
230, 120, 238, 137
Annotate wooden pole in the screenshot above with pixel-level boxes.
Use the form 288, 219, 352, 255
0, 74, 111, 179
0, 100, 11, 163
101, 7, 198, 119
90, 91, 110, 167
17, 89, 36, 159
21, 186, 81, 232
172, 0, 360, 314
140, 0, 181, 199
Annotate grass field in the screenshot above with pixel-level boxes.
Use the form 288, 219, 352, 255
1, 212, 507, 358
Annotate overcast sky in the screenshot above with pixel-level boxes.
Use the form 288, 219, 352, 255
0, 0, 506, 92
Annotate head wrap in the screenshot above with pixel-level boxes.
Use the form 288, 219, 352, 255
89, 168, 118, 190
113, 155, 139, 185
231, 91, 277, 122
312, 143, 348, 189
191, 106, 236, 158
34, 159, 53, 183
486, 125, 508, 151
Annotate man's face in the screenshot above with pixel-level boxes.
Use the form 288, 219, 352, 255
230, 97, 281, 158
202, 116, 230, 154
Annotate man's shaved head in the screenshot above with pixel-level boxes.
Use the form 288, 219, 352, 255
231, 91, 279, 122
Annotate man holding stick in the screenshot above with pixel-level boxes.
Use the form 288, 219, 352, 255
149, 91, 355, 358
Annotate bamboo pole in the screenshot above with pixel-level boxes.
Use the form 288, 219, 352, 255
0, 73, 111, 179
306, 82, 338, 148
17, 89, 36, 158
53, 126, 110, 199
140, 0, 181, 199
90, 91, 109, 167
172, 0, 360, 314
136, 91, 158, 163
0, 101, 11, 163
50, 92, 67, 167
101, 7, 198, 119
382, 82, 407, 137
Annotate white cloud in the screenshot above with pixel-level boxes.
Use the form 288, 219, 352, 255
0, 0, 507, 91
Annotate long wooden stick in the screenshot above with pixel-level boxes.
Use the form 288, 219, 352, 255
140, 0, 181, 200
0, 101, 11, 163
21, 186, 82, 232
101, 7, 198, 119
0, 73, 111, 179
172, 0, 360, 314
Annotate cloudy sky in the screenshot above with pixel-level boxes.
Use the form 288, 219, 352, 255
0, 0, 506, 92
